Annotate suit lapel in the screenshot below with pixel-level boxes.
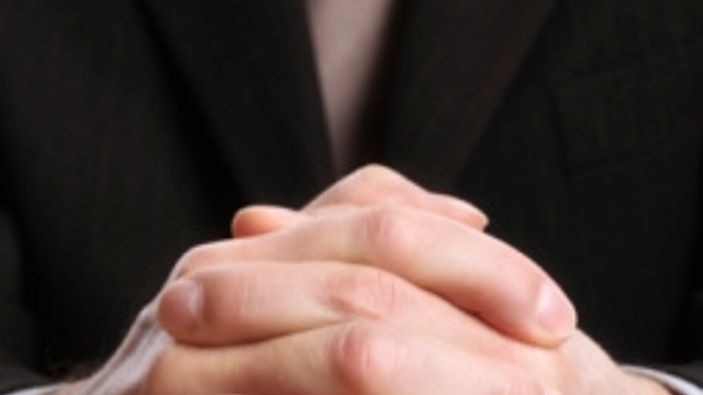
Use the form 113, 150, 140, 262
140, 0, 334, 206
138, 0, 557, 200
382, 0, 557, 190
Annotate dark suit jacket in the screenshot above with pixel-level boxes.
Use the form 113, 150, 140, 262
1, 0, 702, 392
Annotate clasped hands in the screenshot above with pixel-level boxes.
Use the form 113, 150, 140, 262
66, 165, 670, 395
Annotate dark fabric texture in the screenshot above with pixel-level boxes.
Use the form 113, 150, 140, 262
0, 0, 701, 392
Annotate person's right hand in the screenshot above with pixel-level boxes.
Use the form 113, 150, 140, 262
49, 166, 576, 395
151, 207, 579, 395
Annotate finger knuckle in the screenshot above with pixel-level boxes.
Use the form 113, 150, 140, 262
330, 165, 411, 206
329, 268, 405, 319
330, 323, 405, 392
330, 165, 400, 204
363, 205, 415, 264
353, 164, 400, 184
176, 245, 218, 276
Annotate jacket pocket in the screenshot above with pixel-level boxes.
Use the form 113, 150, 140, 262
551, 41, 703, 171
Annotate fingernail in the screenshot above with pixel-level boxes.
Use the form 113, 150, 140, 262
440, 195, 490, 228
162, 279, 202, 331
473, 210, 490, 228
535, 283, 577, 339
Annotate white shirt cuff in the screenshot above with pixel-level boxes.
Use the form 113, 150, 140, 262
7, 368, 701, 395
624, 366, 703, 395
6, 385, 59, 395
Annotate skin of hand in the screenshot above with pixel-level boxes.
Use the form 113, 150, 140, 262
49, 165, 668, 395
155, 202, 669, 395
44, 165, 505, 395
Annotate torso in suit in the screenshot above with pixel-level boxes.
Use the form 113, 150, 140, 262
0, 0, 701, 392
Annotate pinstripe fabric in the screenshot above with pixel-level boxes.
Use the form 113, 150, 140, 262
0, 0, 701, 392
